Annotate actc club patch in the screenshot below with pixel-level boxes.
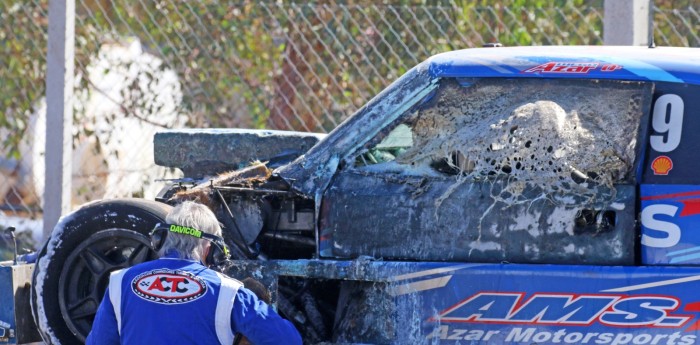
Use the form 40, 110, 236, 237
131, 269, 207, 304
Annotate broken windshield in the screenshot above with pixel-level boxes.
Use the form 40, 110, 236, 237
355, 78, 652, 204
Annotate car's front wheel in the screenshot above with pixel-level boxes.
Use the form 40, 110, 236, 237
31, 199, 171, 344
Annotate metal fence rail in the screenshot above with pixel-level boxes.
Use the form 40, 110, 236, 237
0, 0, 698, 234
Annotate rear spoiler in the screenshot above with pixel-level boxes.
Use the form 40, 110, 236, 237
154, 129, 325, 178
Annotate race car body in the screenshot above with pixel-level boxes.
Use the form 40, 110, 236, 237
31, 46, 700, 345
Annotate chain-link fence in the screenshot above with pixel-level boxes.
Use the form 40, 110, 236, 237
0, 0, 698, 247
654, 1, 700, 47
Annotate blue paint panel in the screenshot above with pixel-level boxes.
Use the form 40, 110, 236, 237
642, 83, 700, 185
254, 260, 700, 343
401, 263, 700, 344
426, 46, 700, 85
640, 184, 700, 265
0, 266, 16, 344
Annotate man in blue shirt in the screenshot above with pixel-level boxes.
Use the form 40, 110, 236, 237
86, 201, 302, 344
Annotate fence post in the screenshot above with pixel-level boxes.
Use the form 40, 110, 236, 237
604, 0, 650, 46
44, 0, 75, 238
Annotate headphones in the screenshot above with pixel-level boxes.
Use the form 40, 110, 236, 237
150, 223, 231, 268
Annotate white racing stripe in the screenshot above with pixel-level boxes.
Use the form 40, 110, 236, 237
602, 274, 700, 292
108, 269, 127, 335
214, 272, 242, 345
389, 264, 473, 282
391, 276, 453, 296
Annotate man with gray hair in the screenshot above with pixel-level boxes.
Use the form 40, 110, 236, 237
86, 201, 302, 344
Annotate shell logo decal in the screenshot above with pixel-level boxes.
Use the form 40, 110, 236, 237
651, 156, 673, 175
131, 269, 207, 304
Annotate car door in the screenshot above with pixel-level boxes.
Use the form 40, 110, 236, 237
320, 77, 653, 265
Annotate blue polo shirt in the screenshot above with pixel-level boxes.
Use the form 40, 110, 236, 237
86, 255, 301, 344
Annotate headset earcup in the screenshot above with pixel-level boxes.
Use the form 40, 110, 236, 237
205, 243, 225, 267
151, 228, 168, 251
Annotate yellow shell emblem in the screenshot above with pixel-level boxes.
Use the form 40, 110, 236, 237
651, 156, 673, 175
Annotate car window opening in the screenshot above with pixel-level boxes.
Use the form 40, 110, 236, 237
355, 78, 651, 206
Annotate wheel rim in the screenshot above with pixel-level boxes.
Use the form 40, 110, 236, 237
57, 229, 155, 342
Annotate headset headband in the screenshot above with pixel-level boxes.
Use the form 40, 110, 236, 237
150, 223, 231, 267
160, 223, 221, 243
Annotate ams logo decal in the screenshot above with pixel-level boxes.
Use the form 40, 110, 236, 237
431, 292, 691, 328
131, 269, 207, 304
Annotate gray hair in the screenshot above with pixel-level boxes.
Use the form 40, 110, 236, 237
158, 201, 222, 261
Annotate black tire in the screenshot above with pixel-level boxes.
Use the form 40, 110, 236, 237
31, 199, 172, 345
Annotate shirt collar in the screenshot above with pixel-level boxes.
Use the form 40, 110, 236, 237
162, 250, 200, 264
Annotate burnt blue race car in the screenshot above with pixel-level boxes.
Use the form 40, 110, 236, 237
31, 46, 700, 344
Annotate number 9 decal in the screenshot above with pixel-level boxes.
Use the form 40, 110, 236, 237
650, 94, 684, 153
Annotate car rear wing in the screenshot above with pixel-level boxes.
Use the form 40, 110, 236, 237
154, 128, 325, 178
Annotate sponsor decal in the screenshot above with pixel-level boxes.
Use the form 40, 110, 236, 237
427, 292, 700, 344
168, 224, 202, 238
427, 325, 696, 345
432, 292, 690, 327
601, 64, 624, 72
131, 269, 207, 304
641, 189, 700, 253
522, 62, 622, 74
652, 156, 674, 175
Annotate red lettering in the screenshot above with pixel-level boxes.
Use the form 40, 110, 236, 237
524, 62, 599, 74
524, 62, 556, 73
148, 277, 167, 291
601, 64, 622, 72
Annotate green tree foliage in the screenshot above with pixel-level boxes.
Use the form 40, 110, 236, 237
2, 0, 609, 153
10, 0, 700, 162
453, 0, 604, 46
0, 1, 48, 160
653, 0, 700, 47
